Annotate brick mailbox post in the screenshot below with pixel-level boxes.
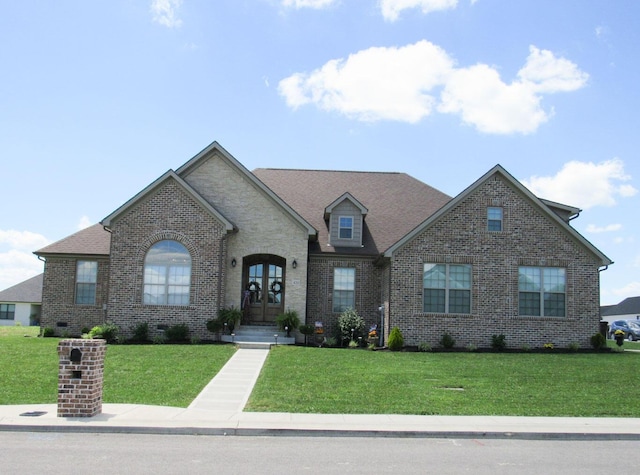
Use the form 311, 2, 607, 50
57, 339, 107, 417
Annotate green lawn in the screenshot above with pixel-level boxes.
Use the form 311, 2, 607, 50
245, 345, 640, 417
0, 327, 236, 407
2, 327, 640, 416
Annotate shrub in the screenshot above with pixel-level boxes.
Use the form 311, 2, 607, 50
491, 334, 507, 352
590, 332, 606, 350
418, 342, 432, 352
466, 343, 478, 352
165, 323, 190, 343
131, 322, 150, 343
440, 333, 455, 349
337, 308, 365, 345
323, 336, 337, 348
299, 324, 314, 345
206, 319, 223, 335
387, 327, 404, 351
276, 309, 300, 336
568, 342, 580, 352
218, 306, 242, 333
89, 323, 119, 343
41, 327, 55, 338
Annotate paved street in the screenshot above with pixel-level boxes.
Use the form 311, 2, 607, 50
2, 432, 637, 474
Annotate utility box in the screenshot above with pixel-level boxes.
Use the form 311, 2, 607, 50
57, 339, 107, 418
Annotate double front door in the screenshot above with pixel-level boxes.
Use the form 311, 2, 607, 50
242, 255, 285, 323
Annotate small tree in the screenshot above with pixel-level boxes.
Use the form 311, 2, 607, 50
299, 324, 315, 346
337, 308, 365, 345
387, 327, 404, 351
206, 319, 223, 341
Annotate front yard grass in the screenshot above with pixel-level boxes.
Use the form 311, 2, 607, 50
245, 345, 640, 417
2, 328, 640, 416
0, 328, 236, 407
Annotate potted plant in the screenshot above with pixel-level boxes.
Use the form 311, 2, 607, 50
614, 329, 625, 347
218, 306, 242, 334
276, 309, 300, 337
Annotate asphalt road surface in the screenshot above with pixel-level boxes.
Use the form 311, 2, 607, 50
1, 432, 636, 474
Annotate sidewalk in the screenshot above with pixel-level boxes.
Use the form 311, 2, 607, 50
1, 348, 640, 440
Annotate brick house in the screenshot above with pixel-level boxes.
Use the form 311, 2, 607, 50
35, 141, 612, 348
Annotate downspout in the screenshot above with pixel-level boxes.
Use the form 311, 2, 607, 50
102, 225, 112, 324
217, 229, 237, 312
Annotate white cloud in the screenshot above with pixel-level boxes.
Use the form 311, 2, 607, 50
586, 223, 623, 233
0, 249, 44, 291
521, 159, 637, 209
380, 0, 458, 22
0, 229, 50, 251
150, 0, 183, 28
279, 42, 587, 134
282, 0, 336, 8
612, 281, 640, 298
77, 216, 93, 230
279, 40, 454, 123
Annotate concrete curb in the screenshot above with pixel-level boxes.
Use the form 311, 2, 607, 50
3, 422, 640, 441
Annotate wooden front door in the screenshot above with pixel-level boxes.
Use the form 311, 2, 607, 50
243, 255, 285, 324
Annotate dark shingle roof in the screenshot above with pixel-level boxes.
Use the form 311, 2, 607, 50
0, 273, 43, 303
253, 169, 452, 255
34, 224, 111, 256
602, 296, 640, 317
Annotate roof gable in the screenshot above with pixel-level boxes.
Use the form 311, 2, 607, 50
176, 142, 316, 238
101, 170, 236, 231
384, 164, 613, 267
324, 192, 368, 220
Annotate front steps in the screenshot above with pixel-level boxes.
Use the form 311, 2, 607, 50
220, 324, 295, 348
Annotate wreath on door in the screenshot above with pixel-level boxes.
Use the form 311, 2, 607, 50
270, 280, 283, 294
247, 281, 261, 293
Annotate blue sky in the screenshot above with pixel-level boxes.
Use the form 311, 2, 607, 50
1, 0, 638, 305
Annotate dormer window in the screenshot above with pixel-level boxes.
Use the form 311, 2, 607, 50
325, 192, 368, 248
339, 216, 353, 239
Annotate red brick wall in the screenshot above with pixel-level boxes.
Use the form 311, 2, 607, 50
40, 257, 109, 336
388, 174, 603, 349
106, 178, 228, 340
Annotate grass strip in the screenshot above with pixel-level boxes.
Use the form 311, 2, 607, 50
246, 345, 640, 417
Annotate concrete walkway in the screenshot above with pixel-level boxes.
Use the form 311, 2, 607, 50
2, 346, 640, 440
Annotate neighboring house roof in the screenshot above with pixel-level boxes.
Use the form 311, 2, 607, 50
34, 224, 111, 257
0, 273, 43, 303
384, 164, 614, 267
102, 170, 237, 232
602, 296, 640, 317
253, 168, 452, 255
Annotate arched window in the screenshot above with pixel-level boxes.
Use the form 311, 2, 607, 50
143, 240, 191, 306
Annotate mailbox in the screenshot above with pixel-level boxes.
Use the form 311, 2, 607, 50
70, 348, 82, 363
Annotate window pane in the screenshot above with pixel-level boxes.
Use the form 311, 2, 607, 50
488, 207, 503, 231
333, 268, 355, 312
449, 289, 471, 314
424, 289, 445, 313
519, 292, 541, 316
76, 261, 97, 305
544, 293, 565, 317
543, 268, 565, 292
339, 217, 353, 239
143, 240, 191, 306
449, 265, 471, 289
423, 264, 446, 289
0, 303, 15, 320
519, 267, 540, 292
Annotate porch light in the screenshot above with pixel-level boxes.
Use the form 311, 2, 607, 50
292, 259, 297, 269
231, 258, 237, 267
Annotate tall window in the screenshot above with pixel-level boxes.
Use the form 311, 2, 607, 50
423, 264, 472, 314
487, 207, 503, 232
76, 261, 98, 305
519, 267, 566, 317
339, 216, 353, 239
333, 267, 355, 313
0, 304, 15, 320
144, 240, 191, 306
